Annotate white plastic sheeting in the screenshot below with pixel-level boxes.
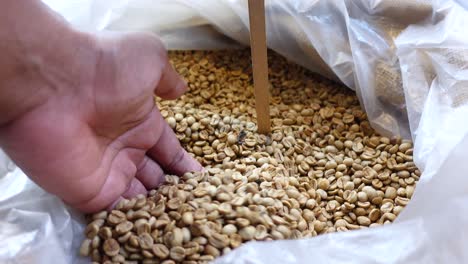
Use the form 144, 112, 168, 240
1, 0, 468, 263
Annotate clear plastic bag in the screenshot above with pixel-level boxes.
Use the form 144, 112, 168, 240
2, 0, 468, 263
43, 0, 435, 138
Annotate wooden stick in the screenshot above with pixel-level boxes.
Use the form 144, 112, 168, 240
248, 0, 271, 134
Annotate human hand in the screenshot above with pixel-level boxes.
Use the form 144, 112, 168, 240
0, 28, 202, 213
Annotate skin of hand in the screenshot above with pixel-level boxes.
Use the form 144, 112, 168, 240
0, 0, 202, 213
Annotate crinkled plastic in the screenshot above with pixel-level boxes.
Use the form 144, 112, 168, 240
2, 0, 468, 263
0, 150, 86, 264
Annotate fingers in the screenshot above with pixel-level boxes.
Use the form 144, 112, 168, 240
148, 110, 203, 175
106, 178, 147, 211
155, 58, 188, 100
73, 162, 145, 213
121, 177, 147, 198
135, 156, 165, 189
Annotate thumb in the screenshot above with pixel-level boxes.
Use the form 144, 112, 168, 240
156, 55, 188, 100
96, 31, 188, 100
